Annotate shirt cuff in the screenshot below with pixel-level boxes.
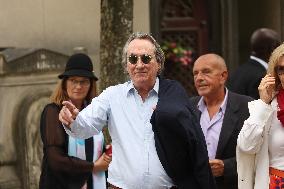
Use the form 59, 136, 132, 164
63, 123, 74, 135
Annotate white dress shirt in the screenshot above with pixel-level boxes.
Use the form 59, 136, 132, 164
65, 78, 174, 189
237, 99, 273, 189
237, 99, 284, 189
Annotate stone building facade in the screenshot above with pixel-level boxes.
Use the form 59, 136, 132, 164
0, 49, 68, 189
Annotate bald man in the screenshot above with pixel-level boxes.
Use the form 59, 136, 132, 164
228, 28, 280, 99
190, 54, 253, 189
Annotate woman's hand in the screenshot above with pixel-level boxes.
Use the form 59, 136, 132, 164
258, 74, 275, 104
93, 153, 112, 173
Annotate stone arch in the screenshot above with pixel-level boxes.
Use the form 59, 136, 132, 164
13, 87, 52, 189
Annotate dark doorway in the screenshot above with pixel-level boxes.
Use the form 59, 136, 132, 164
150, 0, 209, 96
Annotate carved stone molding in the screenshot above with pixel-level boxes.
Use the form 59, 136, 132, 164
0, 48, 68, 75
13, 89, 51, 189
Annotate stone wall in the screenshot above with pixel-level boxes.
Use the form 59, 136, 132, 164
0, 49, 68, 189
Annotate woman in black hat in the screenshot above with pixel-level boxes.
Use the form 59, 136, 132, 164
39, 53, 111, 189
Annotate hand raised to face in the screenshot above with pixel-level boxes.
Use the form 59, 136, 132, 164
258, 74, 275, 104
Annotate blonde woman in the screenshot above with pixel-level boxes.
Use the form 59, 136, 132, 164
39, 53, 111, 189
237, 43, 284, 189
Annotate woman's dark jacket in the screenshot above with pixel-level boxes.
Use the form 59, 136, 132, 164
39, 103, 94, 189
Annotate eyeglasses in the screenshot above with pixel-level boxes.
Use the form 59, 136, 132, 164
128, 54, 152, 64
68, 79, 90, 87
275, 65, 284, 76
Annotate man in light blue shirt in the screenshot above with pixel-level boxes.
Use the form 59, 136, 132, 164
59, 32, 176, 189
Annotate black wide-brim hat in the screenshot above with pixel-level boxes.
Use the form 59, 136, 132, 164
58, 53, 98, 81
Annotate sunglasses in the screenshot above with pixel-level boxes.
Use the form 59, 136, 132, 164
275, 65, 284, 75
128, 54, 152, 64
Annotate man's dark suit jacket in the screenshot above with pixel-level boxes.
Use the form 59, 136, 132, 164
190, 91, 253, 189
228, 58, 266, 99
150, 78, 216, 189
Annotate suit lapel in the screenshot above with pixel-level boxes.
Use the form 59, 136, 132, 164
216, 92, 239, 158
191, 93, 239, 158
190, 96, 202, 121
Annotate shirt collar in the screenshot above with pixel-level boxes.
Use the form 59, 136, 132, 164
220, 88, 229, 112
250, 55, 268, 70
126, 77, 159, 96
197, 88, 229, 114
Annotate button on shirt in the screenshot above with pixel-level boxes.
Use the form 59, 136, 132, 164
197, 89, 228, 159
65, 78, 174, 189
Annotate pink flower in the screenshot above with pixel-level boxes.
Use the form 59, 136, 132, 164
162, 42, 193, 66
184, 50, 192, 56
170, 43, 177, 49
